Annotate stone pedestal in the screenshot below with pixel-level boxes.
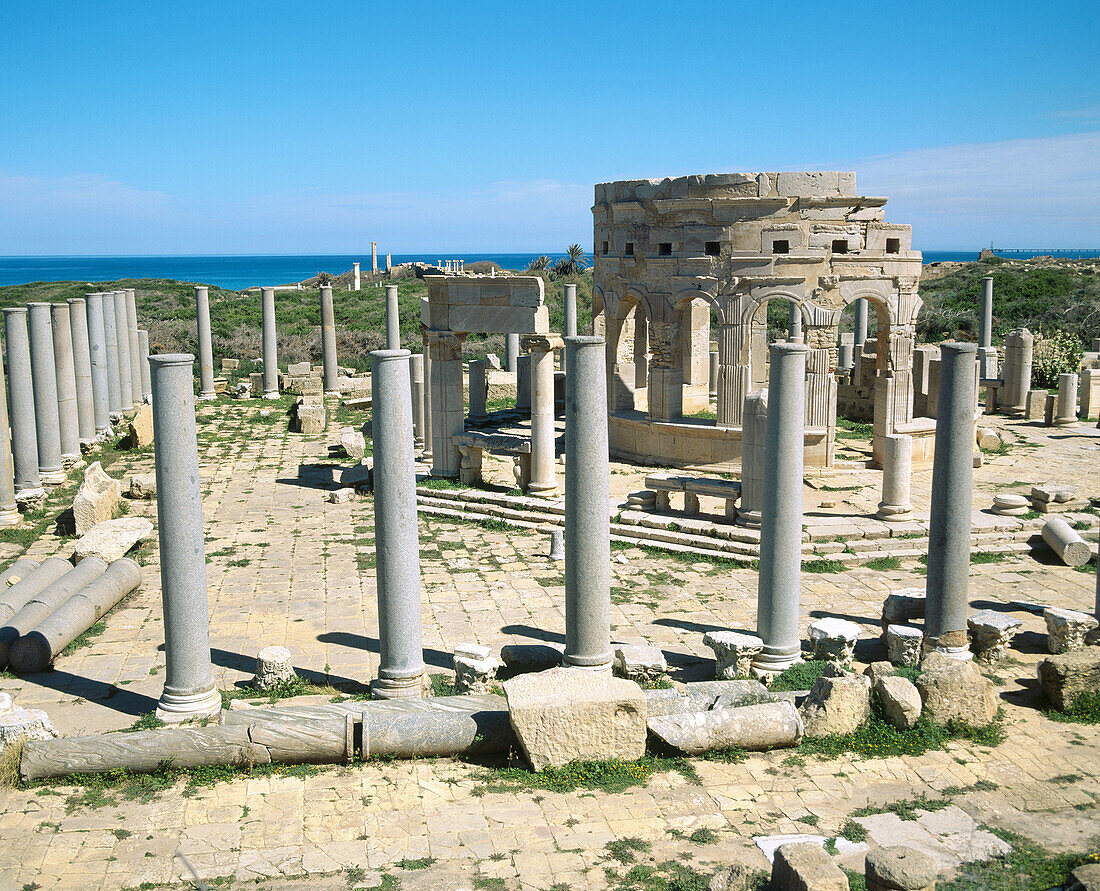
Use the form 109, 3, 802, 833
4, 309, 43, 500
385, 285, 400, 350
49, 303, 81, 465
320, 285, 339, 395
261, 287, 279, 399
703, 630, 763, 679
370, 348, 426, 699
808, 618, 860, 668
27, 304, 66, 485
67, 298, 96, 448
83, 294, 112, 436
736, 390, 767, 527
563, 336, 611, 672
101, 291, 124, 418
877, 433, 913, 520
886, 624, 923, 666
125, 289, 142, 408
1054, 373, 1078, 426
754, 343, 807, 675
194, 287, 216, 400
968, 610, 1022, 664
523, 335, 561, 496
150, 354, 221, 722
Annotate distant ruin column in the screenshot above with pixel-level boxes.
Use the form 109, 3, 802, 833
320, 285, 339, 395
736, 391, 767, 528
353, 261, 361, 291
84, 294, 112, 435
754, 342, 807, 675
149, 354, 221, 722
925, 342, 977, 659
261, 287, 279, 399
524, 334, 562, 496
371, 242, 378, 273
978, 276, 997, 378
409, 354, 425, 448
505, 333, 520, 373
837, 342, 854, 371
137, 330, 152, 401
563, 336, 611, 671
370, 348, 426, 700
193, 287, 216, 400
876, 433, 913, 521
427, 331, 466, 478
49, 303, 81, 466
0, 353, 20, 525
561, 284, 577, 375
67, 298, 96, 449
647, 321, 682, 421
1001, 328, 1033, 414
1054, 373, 1079, 426
468, 360, 488, 423
27, 303, 65, 485
1, 308, 41, 505
101, 291, 123, 419
113, 291, 135, 412
385, 285, 400, 349
853, 299, 868, 349
125, 289, 142, 408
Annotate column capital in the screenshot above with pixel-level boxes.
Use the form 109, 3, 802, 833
521, 333, 563, 353
424, 329, 467, 361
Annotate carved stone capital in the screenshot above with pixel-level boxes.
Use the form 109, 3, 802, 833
520, 334, 564, 354
424, 330, 467, 361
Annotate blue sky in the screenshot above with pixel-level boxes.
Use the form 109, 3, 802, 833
1, 0, 1097, 254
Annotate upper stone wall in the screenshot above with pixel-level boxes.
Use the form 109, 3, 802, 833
594, 172, 859, 204
423, 274, 549, 335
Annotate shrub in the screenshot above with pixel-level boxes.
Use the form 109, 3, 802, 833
1032, 330, 1084, 389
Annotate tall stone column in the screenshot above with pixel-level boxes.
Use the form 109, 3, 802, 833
150, 354, 221, 722
84, 294, 112, 435
369, 348, 426, 699
708, 350, 719, 398
137, 330, 152, 401
1001, 328, 1033, 414
193, 287, 216, 400
468, 359, 488, 423
1054, 373, 1078, 426
978, 276, 997, 378
925, 342, 977, 659
647, 321, 683, 421
736, 390, 767, 528
261, 287, 279, 399
320, 285, 339, 395
49, 303, 81, 465
113, 291, 135, 412
523, 334, 562, 496
27, 303, 66, 485
409, 354, 425, 448
125, 289, 142, 408
715, 322, 750, 428
787, 303, 803, 342
853, 298, 868, 349
753, 342, 807, 675
421, 332, 433, 461
561, 283, 577, 375
563, 336, 612, 671
426, 331, 466, 478
805, 348, 837, 466
0, 352, 20, 525
877, 433, 913, 520
633, 312, 648, 389
3, 308, 43, 500
505, 333, 520, 373
67, 298, 96, 449
353, 261, 361, 291
102, 291, 124, 418
516, 354, 531, 411
385, 285, 400, 349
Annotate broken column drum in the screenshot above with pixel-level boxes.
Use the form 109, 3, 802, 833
101, 290, 124, 417
385, 285, 400, 350
261, 287, 279, 399
66, 298, 96, 447
137, 330, 152, 401
563, 336, 612, 672
49, 303, 81, 465
84, 293, 112, 434
3, 309, 42, 499
754, 342, 807, 675
877, 433, 913, 520
0, 344, 21, 524
924, 342, 977, 659
369, 348, 426, 699
193, 287, 216, 400
125, 289, 142, 407
1054, 373, 1078, 426
26, 303, 66, 486
112, 290, 135, 412
320, 285, 339, 395
524, 334, 562, 496
149, 354, 221, 722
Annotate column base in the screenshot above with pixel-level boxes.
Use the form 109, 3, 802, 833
156, 685, 222, 723
751, 648, 801, 676
876, 503, 913, 521
197, 392, 218, 401
923, 643, 973, 661
15, 487, 46, 510
0, 507, 21, 526
526, 482, 558, 498
40, 469, 67, 486
61, 454, 82, 469
735, 510, 762, 529
562, 654, 613, 672
371, 672, 428, 700
262, 391, 281, 400
1053, 419, 1078, 427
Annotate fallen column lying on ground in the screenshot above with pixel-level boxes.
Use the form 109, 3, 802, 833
1041, 517, 1093, 567
1, 558, 39, 590
647, 700, 804, 755
0, 557, 72, 627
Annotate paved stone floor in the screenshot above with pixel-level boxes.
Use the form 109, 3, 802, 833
1, 397, 1098, 889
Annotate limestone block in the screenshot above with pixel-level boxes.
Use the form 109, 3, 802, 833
807, 618, 861, 668
1037, 649, 1100, 712
863, 661, 897, 684
799, 674, 871, 738
253, 646, 296, 690
1067, 863, 1100, 891
234, 380, 253, 399
0, 707, 57, 751
500, 643, 563, 674
703, 630, 764, 680
865, 845, 939, 891
967, 610, 1022, 663
220, 358, 240, 373
127, 403, 154, 448
72, 461, 120, 535
503, 667, 647, 770
325, 489, 354, 504
453, 644, 500, 694
875, 676, 922, 730
916, 652, 998, 727
881, 589, 925, 633
0, 692, 11, 713
1024, 389, 1047, 420
128, 474, 157, 500
990, 493, 1029, 516
73, 517, 153, 563
1043, 607, 1099, 654
295, 399, 326, 434
287, 362, 311, 375
886, 624, 923, 666
1031, 483, 1076, 505
647, 701, 802, 755
339, 426, 366, 460
771, 841, 848, 891
612, 644, 667, 683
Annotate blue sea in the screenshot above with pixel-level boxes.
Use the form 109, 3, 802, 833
0, 250, 1097, 291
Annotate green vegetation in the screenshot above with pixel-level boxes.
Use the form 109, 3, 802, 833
1045, 691, 1100, 724
798, 709, 1005, 759
803, 558, 845, 573
835, 417, 873, 440
770, 659, 828, 692
473, 755, 697, 796
863, 556, 901, 571
938, 831, 1098, 891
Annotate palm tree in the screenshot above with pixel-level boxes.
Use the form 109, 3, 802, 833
551, 244, 588, 278
527, 255, 551, 272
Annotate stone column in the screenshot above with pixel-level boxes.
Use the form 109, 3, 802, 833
49, 303, 81, 465
67, 298, 96, 449
647, 321, 683, 421
371, 241, 378, 273
876, 433, 913, 520
193, 287, 215, 400
753, 342, 807, 675
978, 276, 997, 378
708, 350, 719, 398
0, 351, 20, 525
3, 309, 43, 500
468, 359, 488, 423
561, 283, 578, 375
634, 312, 648, 389
516, 354, 531, 411
925, 342, 977, 659
736, 390, 767, 528
261, 287, 279, 399
427, 331, 466, 478
715, 321, 750, 428
353, 261, 361, 291
505, 333, 520, 373
563, 336, 612, 671
113, 290, 135, 412
1001, 328, 1033, 414
1054, 373, 1078, 426
421, 332, 433, 461
320, 285, 339, 395
369, 348, 426, 699
125, 289, 142, 408
853, 298, 868, 349
409, 354, 425, 448
137, 330, 152, 401
150, 354, 221, 722
27, 304, 66, 485
523, 334, 562, 496
787, 303, 803, 342
84, 294, 112, 436
385, 285, 400, 349
837, 342, 854, 371
101, 291, 123, 418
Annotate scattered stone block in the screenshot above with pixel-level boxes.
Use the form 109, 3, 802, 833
875, 675, 922, 730
325, 489, 354, 504
1031, 483, 1084, 513
287, 361, 311, 375
1038, 649, 1100, 712
295, 398, 326, 434
73, 517, 153, 563
612, 644, 667, 683
1041, 517, 1093, 567
127, 403, 154, 447
339, 426, 366, 460
339, 461, 373, 492
128, 474, 157, 500
864, 661, 896, 684
220, 358, 240, 373
503, 667, 647, 770
807, 617, 861, 668
886, 624, 923, 666
1044, 607, 1099, 653
707, 864, 752, 891
771, 841, 848, 891
234, 380, 253, 399
648, 701, 803, 755
976, 427, 1002, 450
881, 589, 925, 633
72, 461, 120, 535
253, 646, 296, 690
703, 630, 764, 679
500, 643, 563, 674
799, 673, 871, 738
0, 707, 57, 752
453, 644, 500, 694
1024, 389, 1046, 420
916, 652, 998, 727
1067, 862, 1100, 891
967, 610, 1022, 663
865, 845, 939, 891
990, 493, 1029, 516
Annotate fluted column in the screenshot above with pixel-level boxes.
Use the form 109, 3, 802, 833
261, 287, 279, 399
715, 322, 749, 427
125, 288, 142, 407
194, 287, 216, 400
49, 303, 81, 465
4, 308, 43, 500
84, 293, 112, 435
67, 298, 96, 448
736, 390, 767, 528
319, 285, 339, 395
523, 334, 562, 496
113, 291, 134, 412
27, 303, 65, 485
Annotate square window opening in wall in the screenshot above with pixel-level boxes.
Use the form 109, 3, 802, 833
625, 242, 634, 256
658, 242, 672, 256
772, 239, 789, 254
832, 239, 849, 253
886, 237, 900, 254
601, 241, 609, 255
705, 241, 720, 256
